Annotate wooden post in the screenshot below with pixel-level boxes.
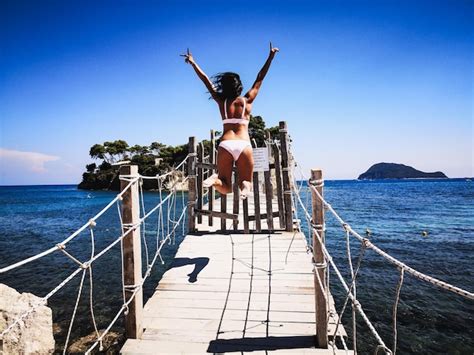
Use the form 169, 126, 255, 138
279, 121, 293, 232
220, 193, 227, 231
310, 169, 328, 348
197, 143, 204, 224
243, 197, 249, 233
208, 130, 215, 226
252, 171, 261, 232
232, 168, 239, 231
251, 139, 261, 233
119, 165, 143, 339
187, 137, 197, 232
272, 144, 285, 229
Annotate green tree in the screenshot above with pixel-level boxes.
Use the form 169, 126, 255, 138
86, 163, 97, 173
150, 142, 166, 155
89, 144, 107, 162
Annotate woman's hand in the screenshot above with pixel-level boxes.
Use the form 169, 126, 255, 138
180, 48, 195, 65
269, 42, 279, 57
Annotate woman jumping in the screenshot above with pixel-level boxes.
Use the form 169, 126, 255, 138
181, 42, 279, 199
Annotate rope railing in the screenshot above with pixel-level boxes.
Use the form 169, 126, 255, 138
307, 182, 474, 301
0, 154, 192, 353
290, 155, 474, 355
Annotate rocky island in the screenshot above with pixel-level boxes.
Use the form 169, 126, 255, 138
358, 163, 448, 180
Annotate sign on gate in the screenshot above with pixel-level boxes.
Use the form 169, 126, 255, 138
253, 147, 269, 172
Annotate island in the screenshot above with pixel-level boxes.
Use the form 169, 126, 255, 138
78, 116, 279, 190
358, 163, 448, 180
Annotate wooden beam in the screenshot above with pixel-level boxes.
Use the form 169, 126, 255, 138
233, 168, 239, 231
220, 193, 227, 231
264, 131, 274, 231
264, 168, 274, 231
272, 144, 285, 229
187, 137, 197, 232
252, 171, 261, 232
194, 209, 238, 221
208, 130, 215, 226
196, 143, 204, 224
242, 197, 249, 233
279, 121, 293, 232
119, 165, 143, 339
248, 211, 280, 221
310, 169, 328, 348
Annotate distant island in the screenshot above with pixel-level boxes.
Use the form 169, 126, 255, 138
358, 163, 448, 180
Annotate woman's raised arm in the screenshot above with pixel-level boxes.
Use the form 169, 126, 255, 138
245, 42, 279, 103
181, 49, 220, 102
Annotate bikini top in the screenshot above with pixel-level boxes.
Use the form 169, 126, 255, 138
222, 97, 249, 125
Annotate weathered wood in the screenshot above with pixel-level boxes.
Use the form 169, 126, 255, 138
208, 130, 215, 226
279, 121, 293, 232
121, 197, 349, 353
119, 165, 143, 339
253, 171, 261, 232
187, 137, 197, 232
248, 211, 280, 221
194, 209, 238, 221
233, 168, 239, 231
242, 197, 249, 233
220, 194, 227, 231
196, 143, 204, 224
310, 169, 328, 348
262, 142, 274, 232
273, 144, 285, 229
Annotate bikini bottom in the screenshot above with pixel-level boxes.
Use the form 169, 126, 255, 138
219, 139, 252, 161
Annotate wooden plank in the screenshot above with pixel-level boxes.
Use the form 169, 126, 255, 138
279, 121, 293, 232
187, 136, 197, 232
273, 143, 285, 229
121, 171, 350, 354
253, 171, 261, 232
243, 197, 249, 233
311, 169, 328, 348
119, 165, 143, 339
233, 168, 239, 231
194, 209, 238, 220
248, 211, 280, 221
196, 143, 204, 224
208, 130, 215, 226
264, 167, 274, 231
220, 194, 227, 231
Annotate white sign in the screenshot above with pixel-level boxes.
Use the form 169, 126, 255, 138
253, 148, 269, 172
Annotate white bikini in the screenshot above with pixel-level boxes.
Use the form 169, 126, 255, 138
219, 97, 252, 161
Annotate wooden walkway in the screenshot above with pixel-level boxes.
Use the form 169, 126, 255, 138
121, 195, 350, 354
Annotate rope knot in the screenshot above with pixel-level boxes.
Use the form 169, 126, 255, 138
342, 223, 350, 232
89, 219, 97, 228
81, 261, 90, 269
56, 243, 65, 250
308, 178, 324, 187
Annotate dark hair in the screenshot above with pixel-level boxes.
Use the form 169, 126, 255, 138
210, 72, 243, 100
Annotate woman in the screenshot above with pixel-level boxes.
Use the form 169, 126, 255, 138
182, 43, 279, 199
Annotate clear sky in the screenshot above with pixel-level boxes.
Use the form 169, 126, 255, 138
0, 0, 472, 185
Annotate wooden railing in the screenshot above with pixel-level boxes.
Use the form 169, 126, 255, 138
186, 120, 294, 233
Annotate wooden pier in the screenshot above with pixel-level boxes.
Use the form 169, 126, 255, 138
120, 122, 350, 354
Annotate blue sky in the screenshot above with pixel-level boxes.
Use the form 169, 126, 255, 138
0, 0, 472, 185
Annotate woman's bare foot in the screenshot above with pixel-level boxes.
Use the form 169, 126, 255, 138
203, 173, 219, 188
240, 181, 252, 200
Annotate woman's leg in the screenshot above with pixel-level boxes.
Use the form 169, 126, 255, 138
236, 146, 254, 199
213, 146, 234, 194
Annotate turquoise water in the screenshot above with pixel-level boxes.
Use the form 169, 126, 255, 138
0, 179, 473, 354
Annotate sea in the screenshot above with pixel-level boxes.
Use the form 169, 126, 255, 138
0, 179, 472, 354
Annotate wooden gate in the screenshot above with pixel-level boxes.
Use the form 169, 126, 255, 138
187, 121, 293, 233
